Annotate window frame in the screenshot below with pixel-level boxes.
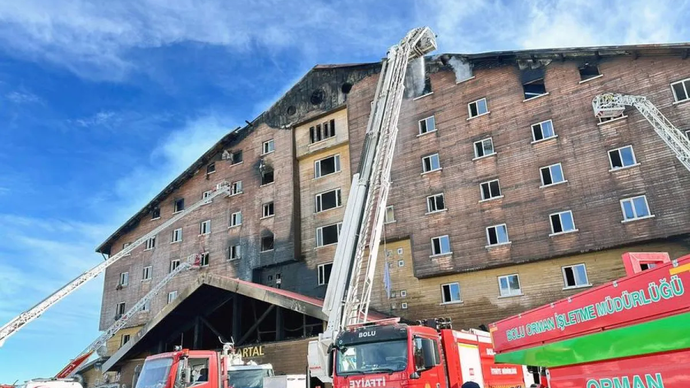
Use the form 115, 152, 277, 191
430, 235, 451, 257
260, 233, 275, 252
315, 188, 342, 213
421, 153, 441, 173
119, 272, 129, 287
142, 266, 152, 281
317, 263, 333, 286
206, 162, 216, 175
151, 207, 161, 220
498, 274, 522, 297
486, 224, 510, 247
262, 139, 275, 155
531, 119, 557, 143
608, 145, 638, 171
170, 259, 180, 273
314, 154, 342, 179
562, 263, 590, 289
144, 236, 156, 251
229, 150, 243, 165
426, 193, 447, 213
229, 211, 242, 227
479, 179, 502, 201
231, 180, 243, 195
171, 228, 183, 243
309, 119, 337, 144
316, 223, 343, 247
473, 138, 495, 159
578, 64, 601, 82
418, 115, 437, 135
441, 282, 462, 304
228, 244, 241, 261
199, 252, 209, 267
549, 210, 578, 236
261, 167, 275, 185
540, 163, 566, 187
467, 98, 489, 119
173, 198, 185, 213
384, 206, 396, 224
199, 219, 211, 235
671, 78, 690, 103
262, 202, 275, 218
202, 190, 213, 204
167, 291, 178, 304
620, 195, 654, 222
116, 302, 126, 317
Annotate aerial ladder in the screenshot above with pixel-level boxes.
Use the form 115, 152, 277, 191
54, 253, 203, 378
307, 27, 437, 384
0, 181, 235, 348
592, 93, 690, 172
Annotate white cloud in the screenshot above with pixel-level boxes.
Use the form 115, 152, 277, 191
70, 111, 117, 128
5, 91, 41, 104
0, 0, 401, 81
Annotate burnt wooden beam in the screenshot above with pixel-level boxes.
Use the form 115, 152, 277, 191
238, 305, 276, 345
232, 296, 243, 342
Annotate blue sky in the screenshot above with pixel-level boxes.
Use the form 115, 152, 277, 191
0, 0, 688, 382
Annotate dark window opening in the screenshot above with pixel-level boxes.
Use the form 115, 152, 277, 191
151, 207, 160, 219
541, 168, 553, 186
487, 228, 498, 245
579, 64, 600, 81
640, 263, 657, 271
319, 224, 341, 246
310, 89, 324, 105
523, 79, 546, 99
318, 263, 333, 285
174, 198, 185, 213
261, 234, 274, 252
564, 267, 576, 287
481, 180, 501, 200
551, 214, 563, 233
317, 189, 341, 212
231, 151, 243, 165
207, 162, 216, 174
609, 150, 623, 168
263, 202, 275, 217
422, 76, 432, 95
341, 83, 353, 94
309, 119, 336, 143
316, 155, 339, 177
261, 169, 274, 185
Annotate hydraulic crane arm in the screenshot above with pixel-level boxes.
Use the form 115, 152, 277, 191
55, 254, 203, 378
593, 93, 690, 172
0, 181, 234, 348
308, 27, 436, 384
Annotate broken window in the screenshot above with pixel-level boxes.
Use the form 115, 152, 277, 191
473, 138, 494, 158
422, 76, 432, 95
262, 139, 275, 155
427, 193, 446, 213
608, 146, 637, 170
228, 244, 241, 261
316, 223, 342, 247
384, 206, 395, 223
315, 155, 341, 178
521, 68, 547, 100
174, 198, 185, 213
480, 179, 502, 201
231, 180, 243, 195
486, 224, 510, 246
151, 207, 161, 220
144, 236, 156, 250
315, 189, 342, 213
562, 264, 589, 288
207, 162, 216, 174
229, 211, 242, 227
200, 252, 209, 267
540, 163, 565, 186
441, 282, 461, 303
261, 233, 275, 252
468, 98, 488, 118
171, 228, 182, 243
230, 150, 243, 165
531, 120, 556, 142
309, 119, 336, 143
170, 259, 180, 273
422, 153, 441, 173
318, 263, 333, 285
261, 168, 274, 185
418, 116, 436, 135
550, 210, 576, 235
431, 235, 451, 256
578, 64, 600, 81
262, 202, 275, 218
199, 220, 211, 235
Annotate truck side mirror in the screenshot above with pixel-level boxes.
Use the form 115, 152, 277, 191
421, 339, 437, 370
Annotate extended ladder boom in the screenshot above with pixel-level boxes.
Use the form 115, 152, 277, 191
55, 254, 202, 378
0, 181, 233, 347
592, 93, 690, 171
308, 26, 436, 383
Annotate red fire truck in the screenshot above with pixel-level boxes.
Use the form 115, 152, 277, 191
489, 252, 690, 388
331, 318, 527, 388
134, 343, 274, 388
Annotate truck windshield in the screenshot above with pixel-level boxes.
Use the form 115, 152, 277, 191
228, 369, 272, 388
136, 358, 174, 388
336, 340, 408, 375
